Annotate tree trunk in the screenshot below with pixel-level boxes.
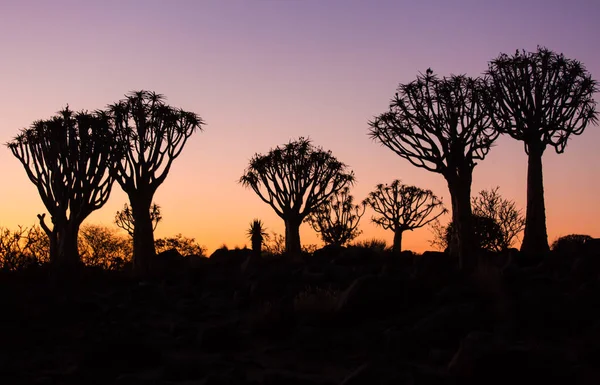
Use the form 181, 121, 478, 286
392, 228, 404, 253
55, 220, 81, 267
284, 216, 302, 256
131, 193, 157, 276
520, 141, 550, 256
446, 173, 476, 271
251, 236, 262, 257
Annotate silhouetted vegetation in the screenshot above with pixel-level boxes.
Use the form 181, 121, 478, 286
240, 138, 355, 255
551, 233, 593, 255
486, 47, 598, 255
115, 202, 162, 237
430, 215, 504, 252
154, 234, 207, 257
363, 180, 447, 253
369, 70, 497, 270
108, 91, 204, 275
306, 186, 365, 247
7, 107, 123, 266
78, 224, 132, 270
247, 219, 268, 257
471, 186, 525, 250
0, 225, 49, 270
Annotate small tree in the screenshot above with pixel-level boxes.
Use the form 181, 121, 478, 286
108, 91, 204, 275
471, 186, 525, 251
115, 203, 162, 237
7, 107, 122, 266
431, 215, 504, 252
364, 180, 446, 252
240, 138, 355, 255
247, 219, 268, 257
369, 71, 497, 270
155, 234, 207, 257
78, 224, 132, 270
486, 47, 598, 255
306, 186, 365, 247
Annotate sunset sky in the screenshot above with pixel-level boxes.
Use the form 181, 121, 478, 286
0, 0, 598, 255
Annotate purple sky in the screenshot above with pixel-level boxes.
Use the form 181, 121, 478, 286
0, 0, 598, 253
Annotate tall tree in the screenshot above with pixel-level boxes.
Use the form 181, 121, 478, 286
240, 138, 355, 255
369, 70, 497, 269
7, 107, 122, 266
364, 180, 446, 252
486, 47, 598, 255
306, 186, 365, 247
108, 91, 204, 274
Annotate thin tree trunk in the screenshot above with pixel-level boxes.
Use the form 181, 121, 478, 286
520, 141, 550, 255
284, 216, 302, 256
392, 228, 404, 253
131, 193, 156, 276
447, 173, 476, 271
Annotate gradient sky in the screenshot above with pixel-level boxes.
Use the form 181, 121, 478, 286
0, 0, 598, 255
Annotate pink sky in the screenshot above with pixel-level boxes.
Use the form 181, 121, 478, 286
0, 0, 598, 254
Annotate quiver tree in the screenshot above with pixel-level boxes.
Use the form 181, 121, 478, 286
7, 107, 123, 266
486, 47, 598, 255
240, 138, 355, 255
364, 180, 446, 253
306, 186, 365, 247
247, 219, 268, 257
108, 91, 204, 274
115, 202, 162, 237
369, 70, 497, 270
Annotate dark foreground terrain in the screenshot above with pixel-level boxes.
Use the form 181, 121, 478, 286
1, 245, 600, 385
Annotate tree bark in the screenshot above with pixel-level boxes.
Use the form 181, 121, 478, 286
520, 140, 550, 256
447, 173, 476, 271
392, 228, 404, 253
131, 193, 157, 276
284, 216, 302, 256
53, 220, 81, 267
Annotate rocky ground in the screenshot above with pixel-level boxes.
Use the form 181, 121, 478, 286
1, 245, 600, 385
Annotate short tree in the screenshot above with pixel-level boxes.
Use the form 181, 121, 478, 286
78, 224, 132, 270
155, 234, 207, 257
471, 186, 525, 251
115, 202, 162, 237
247, 219, 268, 257
486, 47, 598, 255
306, 186, 365, 247
431, 215, 504, 252
364, 180, 446, 252
240, 138, 355, 255
7, 107, 122, 266
369, 71, 497, 269
108, 91, 204, 275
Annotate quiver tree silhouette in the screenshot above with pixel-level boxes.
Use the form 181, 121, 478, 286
240, 138, 355, 255
486, 47, 598, 255
306, 186, 365, 247
115, 202, 162, 238
7, 107, 123, 267
369, 70, 497, 269
363, 180, 446, 253
108, 91, 204, 275
247, 219, 268, 257
471, 186, 525, 251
